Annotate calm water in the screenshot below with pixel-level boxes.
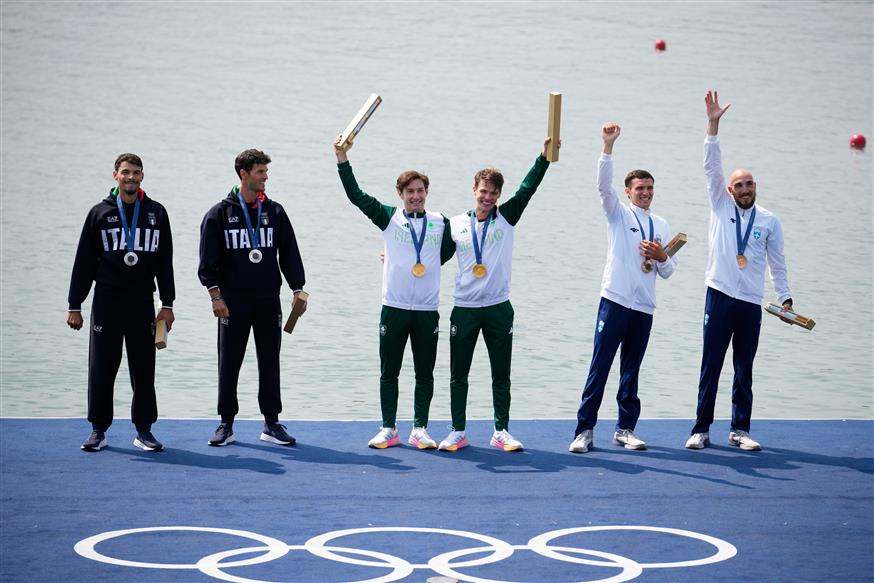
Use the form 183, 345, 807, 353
1, 1, 872, 422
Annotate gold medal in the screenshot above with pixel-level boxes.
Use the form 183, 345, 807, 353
737, 254, 748, 269
472, 263, 487, 278
411, 263, 426, 277
641, 259, 653, 273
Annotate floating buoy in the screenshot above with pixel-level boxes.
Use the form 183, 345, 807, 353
654, 39, 666, 52
850, 134, 866, 150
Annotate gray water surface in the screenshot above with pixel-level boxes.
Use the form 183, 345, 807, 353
1, 1, 872, 421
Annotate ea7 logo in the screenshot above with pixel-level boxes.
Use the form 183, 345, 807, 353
106, 216, 119, 223
92, 325, 103, 332
228, 216, 239, 223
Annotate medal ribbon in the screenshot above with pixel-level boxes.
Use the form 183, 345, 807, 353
470, 209, 493, 266
236, 188, 262, 249
734, 206, 756, 257
115, 188, 141, 254
403, 211, 428, 265
631, 209, 654, 242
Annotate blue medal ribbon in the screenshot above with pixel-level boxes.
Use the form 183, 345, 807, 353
735, 206, 756, 257
116, 188, 141, 254
236, 188, 262, 250
632, 209, 654, 242
404, 211, 428, 265
470, 209, 493, 266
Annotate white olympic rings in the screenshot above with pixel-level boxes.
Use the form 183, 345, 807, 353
74, 524, 737, 583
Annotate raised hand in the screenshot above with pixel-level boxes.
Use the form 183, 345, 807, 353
705, 90, 731, 136
705, 90, 731, 121
542, 136, 561, 158
333, 133, 351, 163
602, 122, 620, 154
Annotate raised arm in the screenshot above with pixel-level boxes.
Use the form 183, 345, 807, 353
598, 123, 623, 221
703, 91, 730, 209
497, 136, 555, 226
333, 134, 394, 231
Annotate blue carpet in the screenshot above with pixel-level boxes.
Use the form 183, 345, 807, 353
1, 419, 872, 582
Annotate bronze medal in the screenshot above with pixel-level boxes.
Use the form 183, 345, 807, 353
411, 263, 426, 278
472, 263, 487, 278
736, 254, 747, 269
641, 259, 653, 273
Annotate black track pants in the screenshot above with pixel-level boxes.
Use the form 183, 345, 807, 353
217, 296, 283, 421
87, 290, 157, 431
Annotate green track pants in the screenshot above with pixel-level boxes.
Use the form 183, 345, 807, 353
449, 300, 514, 431
379, 305, 439, 428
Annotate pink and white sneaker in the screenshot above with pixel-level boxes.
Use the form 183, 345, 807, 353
367, 427, 399, 449
408, 427, 437, 449
438, 430, 468, 452
490, 429, 523, 452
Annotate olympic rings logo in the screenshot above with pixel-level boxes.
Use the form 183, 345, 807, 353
74, 525, 737, 583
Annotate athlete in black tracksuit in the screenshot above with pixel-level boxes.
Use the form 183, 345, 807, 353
67, 179, 175, 452
198, 181, 305, 446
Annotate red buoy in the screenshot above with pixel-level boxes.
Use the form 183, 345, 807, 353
654, 39, 666, 51
850, 134, 867, 150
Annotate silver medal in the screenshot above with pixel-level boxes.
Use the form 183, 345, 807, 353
249, 249, 263, 264
124, 252, 139, 266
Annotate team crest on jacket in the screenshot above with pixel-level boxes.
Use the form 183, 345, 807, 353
753, 228, 762, 240
148, 213, 157, 226
261, 215, 269, 226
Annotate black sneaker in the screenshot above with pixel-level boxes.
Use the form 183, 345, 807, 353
133, 431, 164, 452
81, 430, 107, 452
208, 423, 235, 446
260, 422, 295, 446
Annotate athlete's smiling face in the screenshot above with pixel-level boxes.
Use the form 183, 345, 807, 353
473, 180, 501, 218
397, 179, 428, 213
728, 169, 757, 210
113, 162, 143, 197
241, 163, 269, 193
625, 178, 654, 210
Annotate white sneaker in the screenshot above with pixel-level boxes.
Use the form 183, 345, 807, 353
613, 429, 646, 450
408, 427, 437, 449
490, 429, 523, 452
685, 432, 710, 449
728, 430, 762, 451
438, 430, 469, 451
367, 427, 399, 449
569, 429, 593, 453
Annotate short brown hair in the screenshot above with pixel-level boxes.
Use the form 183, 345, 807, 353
235, 149, 271, 178
624, 169, 654, 187
114, 153, 143, 171
396, 170, 430, 192
473, 168, 504, 192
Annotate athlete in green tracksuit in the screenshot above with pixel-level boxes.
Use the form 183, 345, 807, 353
438, 137, 557, 452
334, 136, 455, 449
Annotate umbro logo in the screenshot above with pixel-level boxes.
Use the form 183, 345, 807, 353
729, 218, 736, 223
630, 227, 639, 233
